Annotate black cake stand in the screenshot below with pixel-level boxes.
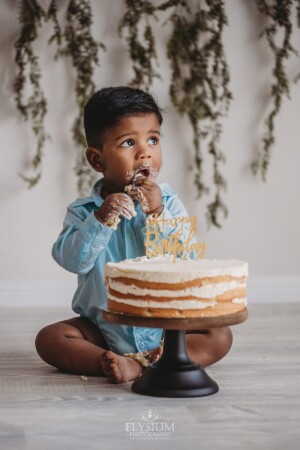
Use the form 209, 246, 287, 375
102, 309, 248, 398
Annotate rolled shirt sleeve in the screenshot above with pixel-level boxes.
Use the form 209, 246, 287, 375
52, 202, 113, 275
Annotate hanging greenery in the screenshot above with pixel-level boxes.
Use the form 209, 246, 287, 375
119, 0, 161, 91
48, 0, 105, 195
47, 0, 62, 47
164, 0, 232, 228
252, 0, 300, 181
119, 0, 232, 227
14, 0, 104, 195
13, 0, 48, 187
13, 0, 299, 227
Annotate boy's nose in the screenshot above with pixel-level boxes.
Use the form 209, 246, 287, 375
136, 145, 151, 160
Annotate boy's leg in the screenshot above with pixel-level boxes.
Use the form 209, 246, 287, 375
35, 319, 232, 380
35, 317, 144, 381
35, 317, 110, 376
185, 327, 233, 367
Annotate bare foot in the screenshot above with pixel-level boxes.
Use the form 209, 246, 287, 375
100, 351, 143, 383
148, 346, 163, 363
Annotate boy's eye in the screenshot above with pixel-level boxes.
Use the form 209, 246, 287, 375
148, 136, 158, 145
120, 139, 134, 148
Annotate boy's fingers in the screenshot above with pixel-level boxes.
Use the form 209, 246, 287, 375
135, 186, 152, 197
120, 194, 136, 209
124, 196, 136, 208
110, 206, 131, 220
118, 207, 136, 219
119, 211, 132, 220
111, 192, 135, 206
122, 200, 137, 216
112, 203, 136, 219
114, 194, 136, 211
134, 177, 156, 188
139, 184, 152, 192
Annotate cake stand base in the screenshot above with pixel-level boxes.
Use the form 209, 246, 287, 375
132, 362, 218, 398
132, 329, 218, 398
102, 309, 248, 398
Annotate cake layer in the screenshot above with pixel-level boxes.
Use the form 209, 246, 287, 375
108, 298, 246, 318
109, 278, 246, 300
105, 256, 248, 283
108, 286, 246, 303
108, 292, 218, 309
107, 275, 246, 290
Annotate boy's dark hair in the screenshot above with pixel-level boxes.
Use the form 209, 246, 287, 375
84, 86, 163, 148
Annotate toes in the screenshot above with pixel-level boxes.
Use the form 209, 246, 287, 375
103, 353, 144, 384
100, 353, 109, 371
109, 366, 121, 383
101, 352, 122, 383
101, 352, 117, 380
105, 351, 116, 361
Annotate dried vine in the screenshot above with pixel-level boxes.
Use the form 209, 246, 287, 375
13, 0, 48, 187
47, 0, 62, 47
48, 0, 105, 195
14, 1, 298, 228
14, 0, 104, 195
252, 0, 299, 181
119, 0, 232, 227
119, 0, 161, 90
164, 0, 232, 227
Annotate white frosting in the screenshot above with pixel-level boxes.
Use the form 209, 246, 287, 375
109, 294, 247, 309
109, 279, 246, 299
105, 255, 248, 283
232, 297, 248, 305
108, 294, 218, 309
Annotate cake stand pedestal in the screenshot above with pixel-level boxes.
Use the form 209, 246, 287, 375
102, 309, 248, 398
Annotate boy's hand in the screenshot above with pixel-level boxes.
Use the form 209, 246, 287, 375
129, 176, 163, 215
95, 193, 136, 229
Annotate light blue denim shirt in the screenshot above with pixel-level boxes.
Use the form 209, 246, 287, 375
52, 178, 195, 355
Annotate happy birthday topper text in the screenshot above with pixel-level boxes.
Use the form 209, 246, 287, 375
145, 213, 206, 262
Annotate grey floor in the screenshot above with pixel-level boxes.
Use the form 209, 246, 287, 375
0, 304, 299, 450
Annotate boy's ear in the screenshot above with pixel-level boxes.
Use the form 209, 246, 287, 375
86, 147, 104, 173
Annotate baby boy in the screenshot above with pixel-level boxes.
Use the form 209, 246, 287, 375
35, 86, 233, 383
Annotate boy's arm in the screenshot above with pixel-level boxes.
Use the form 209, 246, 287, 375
52, 204, 113, 275
52, 193, 136, 275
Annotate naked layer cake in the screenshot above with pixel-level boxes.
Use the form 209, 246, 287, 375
105, 256, 248, 318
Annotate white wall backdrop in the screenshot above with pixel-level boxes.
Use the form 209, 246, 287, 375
1, 0, 300, 290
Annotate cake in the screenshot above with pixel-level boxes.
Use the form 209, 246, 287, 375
105, 255, 248, 318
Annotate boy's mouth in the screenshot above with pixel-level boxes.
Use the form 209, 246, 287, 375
132, 165, 152, 181
134, 166, 150, 179
125, 165, 158, 185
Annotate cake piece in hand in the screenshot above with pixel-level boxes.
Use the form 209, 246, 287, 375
125, 163, 160, 213
125, 183, 150, 213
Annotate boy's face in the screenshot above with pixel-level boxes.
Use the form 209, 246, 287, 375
87, 113, 162, 196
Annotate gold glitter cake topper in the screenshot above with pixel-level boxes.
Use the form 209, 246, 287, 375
145, 213, 207, 262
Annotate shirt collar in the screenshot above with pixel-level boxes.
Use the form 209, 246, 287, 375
91, 178, 105, 207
